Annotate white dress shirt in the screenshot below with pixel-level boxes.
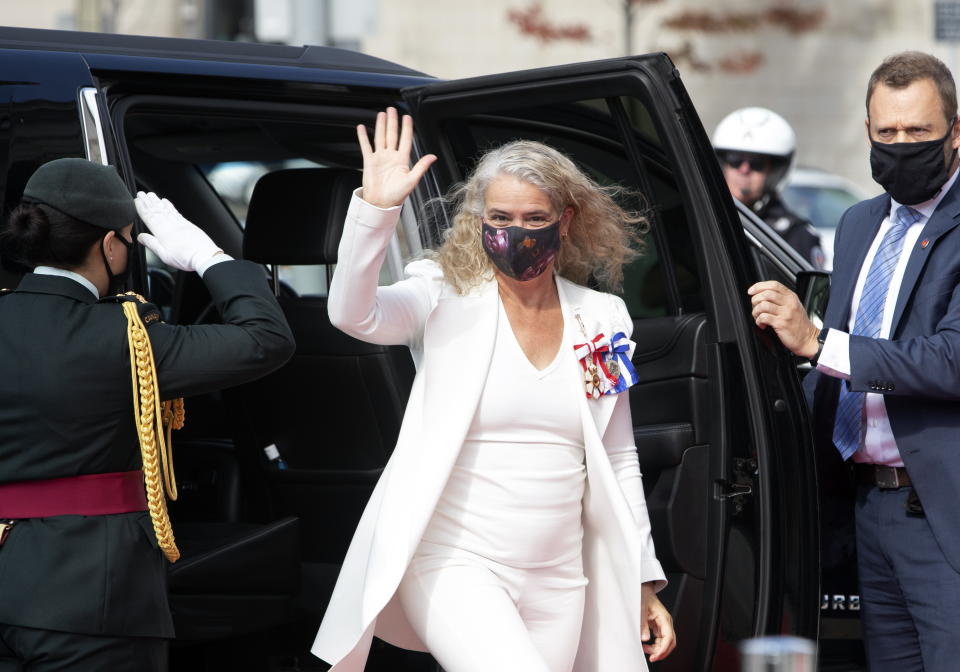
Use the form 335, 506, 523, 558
421, 298, 586, 568
817, 167, 960, 466
32, 254, 232, 299
33, 266, 99, 298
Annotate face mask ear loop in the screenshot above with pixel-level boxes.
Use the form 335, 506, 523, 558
101, 231, 135, 295
947, 117, 958, 167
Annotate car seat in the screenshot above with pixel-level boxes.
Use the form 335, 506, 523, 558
231, 167, 415, 617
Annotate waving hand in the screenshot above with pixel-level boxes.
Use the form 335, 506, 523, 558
357, 107, 437, 209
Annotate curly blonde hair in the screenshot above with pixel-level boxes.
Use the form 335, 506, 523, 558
430, 140, 646, 295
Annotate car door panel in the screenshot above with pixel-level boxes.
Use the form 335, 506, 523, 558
634, 422, 696, 472
632, 314, 710, 583
631, 313, 711, 671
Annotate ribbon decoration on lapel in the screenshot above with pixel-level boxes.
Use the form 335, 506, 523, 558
605, 331, 639, 395
573, 333, 620, 399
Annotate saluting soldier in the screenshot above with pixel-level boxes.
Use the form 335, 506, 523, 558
0, 158, 295, 671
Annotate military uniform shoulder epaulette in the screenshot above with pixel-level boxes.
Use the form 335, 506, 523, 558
98, 291, 146, 304
98, 292, 163, 326
0, 288, 13, 297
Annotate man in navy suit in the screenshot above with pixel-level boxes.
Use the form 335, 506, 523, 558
749, 51, 960, 670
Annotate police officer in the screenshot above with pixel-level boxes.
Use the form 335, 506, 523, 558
0, 158, 295, 671
713, 106, 826, 268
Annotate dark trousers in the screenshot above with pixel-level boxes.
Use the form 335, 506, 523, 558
0, 624, 167, 672
856, 485, 960, 671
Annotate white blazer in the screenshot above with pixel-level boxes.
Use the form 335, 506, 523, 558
312, 193, 667, 671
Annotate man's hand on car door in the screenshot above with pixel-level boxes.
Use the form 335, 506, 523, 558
748, 280, 820, 359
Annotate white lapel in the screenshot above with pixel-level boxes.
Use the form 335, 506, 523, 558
408, 279, 499, 517
557, 277, 620, 439
558, 277, 646, 671
358, 280, 500, 632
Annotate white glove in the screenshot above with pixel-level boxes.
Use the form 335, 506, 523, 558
134, 191, 222, 273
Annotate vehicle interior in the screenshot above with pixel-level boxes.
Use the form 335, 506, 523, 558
112, 98, 430, 670
103, 82, 780, 670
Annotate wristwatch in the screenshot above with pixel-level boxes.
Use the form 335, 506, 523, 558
808, 328, 829, 367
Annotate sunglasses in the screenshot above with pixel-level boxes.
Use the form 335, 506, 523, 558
717, 151, 769, 172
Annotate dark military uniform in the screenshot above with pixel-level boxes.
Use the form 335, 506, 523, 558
756, 193, 825, 269
0, 261, 294, 670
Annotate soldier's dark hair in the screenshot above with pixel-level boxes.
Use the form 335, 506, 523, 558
867, 51, 958, 126
0, 201, 106, 270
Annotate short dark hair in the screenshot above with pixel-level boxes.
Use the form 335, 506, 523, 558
866, 51, 958, 125
0, 201, 105, 272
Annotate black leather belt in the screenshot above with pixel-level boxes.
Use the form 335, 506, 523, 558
855, 463, 912, 489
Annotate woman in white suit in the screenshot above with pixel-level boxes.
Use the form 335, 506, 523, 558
312, 108, 676, 672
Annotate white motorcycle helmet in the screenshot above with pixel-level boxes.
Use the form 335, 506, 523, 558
712, 107, 797, 198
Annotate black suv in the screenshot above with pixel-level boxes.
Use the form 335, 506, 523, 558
0, 26, 861, 672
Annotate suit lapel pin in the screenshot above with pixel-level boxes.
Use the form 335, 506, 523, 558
921, 239, 930, 248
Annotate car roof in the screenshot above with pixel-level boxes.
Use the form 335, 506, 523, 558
0, 26, 424, 77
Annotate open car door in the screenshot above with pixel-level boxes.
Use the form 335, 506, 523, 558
402, 53, 819, 671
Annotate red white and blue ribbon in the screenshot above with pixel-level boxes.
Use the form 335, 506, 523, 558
604, 331, 639, 395
573, 331, 638, 398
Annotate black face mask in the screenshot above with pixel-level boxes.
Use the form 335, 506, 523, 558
870, 121, 957, 205
99, 232, 135, 295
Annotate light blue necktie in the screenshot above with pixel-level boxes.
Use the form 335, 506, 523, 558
832, 205, 924, 460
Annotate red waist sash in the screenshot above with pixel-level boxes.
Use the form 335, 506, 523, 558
0, 470, 148, 518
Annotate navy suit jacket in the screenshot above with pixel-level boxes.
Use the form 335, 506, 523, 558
806, 176, 960, 572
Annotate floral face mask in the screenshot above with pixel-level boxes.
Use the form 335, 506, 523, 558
481, 219, 561, 281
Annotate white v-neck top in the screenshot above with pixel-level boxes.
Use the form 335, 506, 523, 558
421, 297, 586, 568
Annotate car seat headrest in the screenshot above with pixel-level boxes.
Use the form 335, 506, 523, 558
243, 168, 362, 265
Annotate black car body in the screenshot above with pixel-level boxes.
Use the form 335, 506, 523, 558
0, 26, 857, 671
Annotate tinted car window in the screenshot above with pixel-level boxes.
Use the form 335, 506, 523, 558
618, 96, 705, 316
444, 96, 705, 319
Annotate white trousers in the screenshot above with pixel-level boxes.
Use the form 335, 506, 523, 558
396, 543, 587, 672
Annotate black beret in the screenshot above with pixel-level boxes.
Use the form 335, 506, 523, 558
22, 158, 135, 231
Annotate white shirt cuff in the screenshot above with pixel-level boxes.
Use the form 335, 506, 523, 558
354, 187, 403, 212
816, 328, 851, 379
347, 189, 403, 233
196, 253, 234, 277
